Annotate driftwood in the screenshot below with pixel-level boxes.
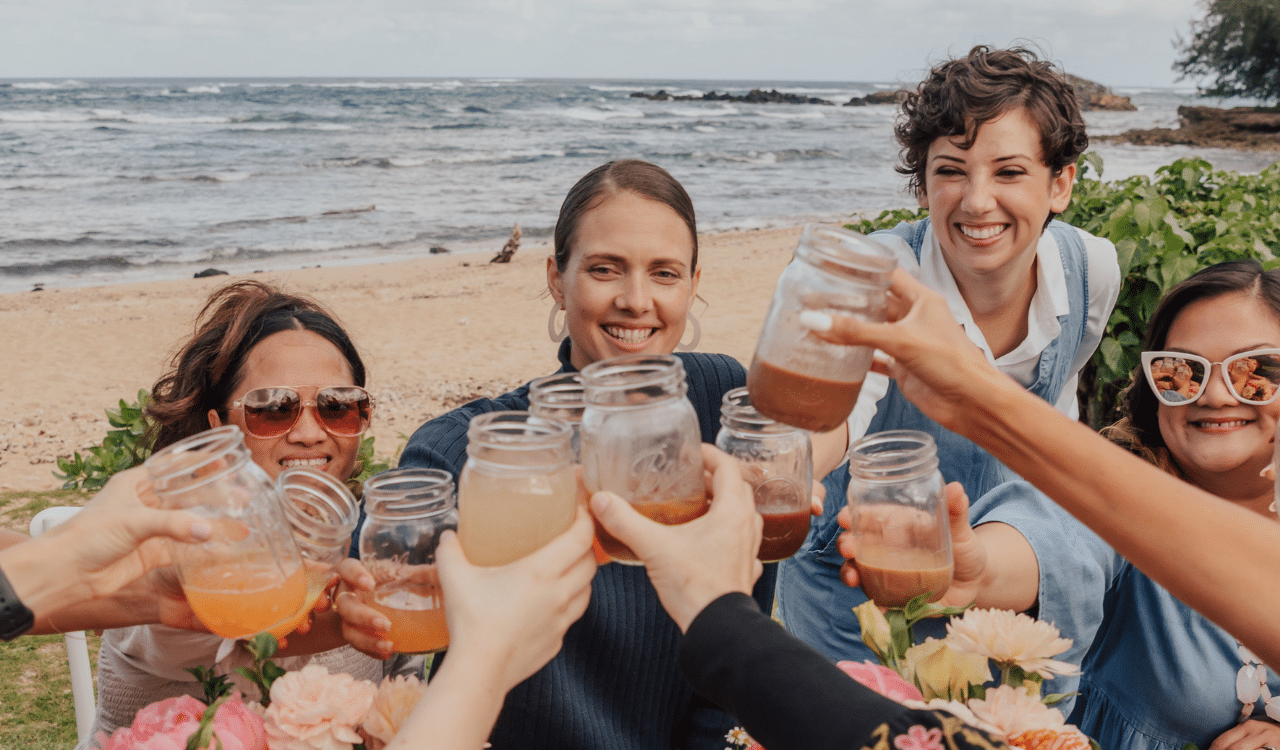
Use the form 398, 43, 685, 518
490, 223, 522, 263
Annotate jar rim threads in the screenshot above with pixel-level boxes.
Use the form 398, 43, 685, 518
847, 430, 940, 482
364, 468, 457, 520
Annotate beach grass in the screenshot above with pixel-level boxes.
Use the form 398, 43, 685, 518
0, 489, 96, 750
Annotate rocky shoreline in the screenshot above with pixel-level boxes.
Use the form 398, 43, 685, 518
1098, 106, 1280, 151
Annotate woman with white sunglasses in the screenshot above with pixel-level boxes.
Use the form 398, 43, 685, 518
813, 260, 1280, 750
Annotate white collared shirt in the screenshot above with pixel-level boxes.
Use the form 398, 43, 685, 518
848, 221, 1120, 441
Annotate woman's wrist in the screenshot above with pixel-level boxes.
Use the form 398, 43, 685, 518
0, 537, 64, 621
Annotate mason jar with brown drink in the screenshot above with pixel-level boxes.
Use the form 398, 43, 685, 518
580, 354, 708, 564
747, 224, 896, 432
715, 387, 813, 562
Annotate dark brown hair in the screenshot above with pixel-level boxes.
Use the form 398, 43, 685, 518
552, 159, 698, 271
146, 280, 366, 452
895, 45, 1089, 198
1103, 260, 1280, 473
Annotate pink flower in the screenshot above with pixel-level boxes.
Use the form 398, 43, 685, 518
893, 724, 945, 750
207, 696, 268, 750
262, 663, 378, 750
361, 675, 425, 750
96, 695, 206, 750
837, 660, 925, 703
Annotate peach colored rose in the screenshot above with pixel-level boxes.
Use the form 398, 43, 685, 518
208, 695, 268, 750
1006, 727, 1093, 750
361, 674, 425, 750
262, 663, 378, 750
965, 685, 1069, 738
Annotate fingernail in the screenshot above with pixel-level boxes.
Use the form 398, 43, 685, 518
799, 310, 833, 332
378, 640, 394, 654
190, 521, 212, 541
359, 575, 375, 590
589, 492, 612, 513
377, 618, 391, 632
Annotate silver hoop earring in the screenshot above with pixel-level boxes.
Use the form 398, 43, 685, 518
547, 304, 568, 343
677, 312, 701, 352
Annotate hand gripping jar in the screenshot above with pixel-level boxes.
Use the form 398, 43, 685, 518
747, 223, 896, 433
458, 411, 577, 567
846, 430, 952, 608
144, 425, 307, 639
715, 387, 813, 562
359, 468, 458, 655
580, 354, 708, 565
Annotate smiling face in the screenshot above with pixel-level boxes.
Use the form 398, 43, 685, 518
1156, 291, 1280, 502
918, 106, 1075, 285
547, 190, 700, 371
208, 328, 361, 481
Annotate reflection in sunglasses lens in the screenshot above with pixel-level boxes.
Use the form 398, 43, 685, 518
242, 387, 370, 437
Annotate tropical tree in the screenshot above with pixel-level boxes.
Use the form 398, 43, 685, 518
1173, 0, 1280, 103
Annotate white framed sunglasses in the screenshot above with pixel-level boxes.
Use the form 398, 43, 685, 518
1140, 349, 1280, 406
229, 385, 374, 438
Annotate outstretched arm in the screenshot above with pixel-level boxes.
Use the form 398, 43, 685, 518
800, 269, 1280, 670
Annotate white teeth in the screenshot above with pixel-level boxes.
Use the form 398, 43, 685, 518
281, 457, 328, 467
959, 224, 1006, 240
604, 326, 654, 344
1192, 420, 1248, 428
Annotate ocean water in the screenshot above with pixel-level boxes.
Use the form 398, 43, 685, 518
1, 77, 1276, 294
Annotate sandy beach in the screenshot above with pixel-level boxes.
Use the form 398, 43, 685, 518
0, 226, 803, 492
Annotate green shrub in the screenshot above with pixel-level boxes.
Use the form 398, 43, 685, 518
53, 389, 152, 490
847, 153, 1280, 427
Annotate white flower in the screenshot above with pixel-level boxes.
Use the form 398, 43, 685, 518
965, 685, 1067, 738
903, 698, 1003, 736
944, 609, 1080, 679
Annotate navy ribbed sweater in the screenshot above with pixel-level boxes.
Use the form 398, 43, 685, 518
399, 340, 778, 750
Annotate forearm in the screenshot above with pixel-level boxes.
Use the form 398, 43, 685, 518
273, 611, 351, 657
971, 522, 1039, 613
0, 536, 94, 620
961, 372, 1280, 668
385, 649, 506, 750
811, 423, 850, 479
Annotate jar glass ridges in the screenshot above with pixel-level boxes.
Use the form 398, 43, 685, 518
747, 224, 896, 433
528, 372, 586, 461
145, 425, 306, 639
716, 387, 813, 562
580, 354, 708, 564
271, 467, 361, 638
459, 411, 576, 567
359, 468, 458, 654
845, 430, 952, 608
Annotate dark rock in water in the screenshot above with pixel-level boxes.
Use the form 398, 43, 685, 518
194, 267, 229, 278
429, 246, 450, 254
632, 88, 833, 105
463, 106, 489, 113
1063, 74, 1136, 112
844, 91, 903, 106
1100, 105, 1280, 150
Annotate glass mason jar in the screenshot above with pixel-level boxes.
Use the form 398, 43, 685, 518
145, 425, 306, 639
715, 387, 813, 562
528, 373, 586, 461
459, 411, 577, 567
580, 354, 708, 565
846, 430, 952, 608
359, 468, 458, 655
270, 467, 361, 639
747, 223, 896, 433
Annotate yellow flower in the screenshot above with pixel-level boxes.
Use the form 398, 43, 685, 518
853, 600, 894, 663
944, 609, 1080, 680
901, 638, 991, 701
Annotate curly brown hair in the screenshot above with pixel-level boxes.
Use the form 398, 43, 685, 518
895, 45, 1089, 199
146, 280, 366, 452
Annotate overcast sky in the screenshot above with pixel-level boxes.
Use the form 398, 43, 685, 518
1, 0, 1207, 88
